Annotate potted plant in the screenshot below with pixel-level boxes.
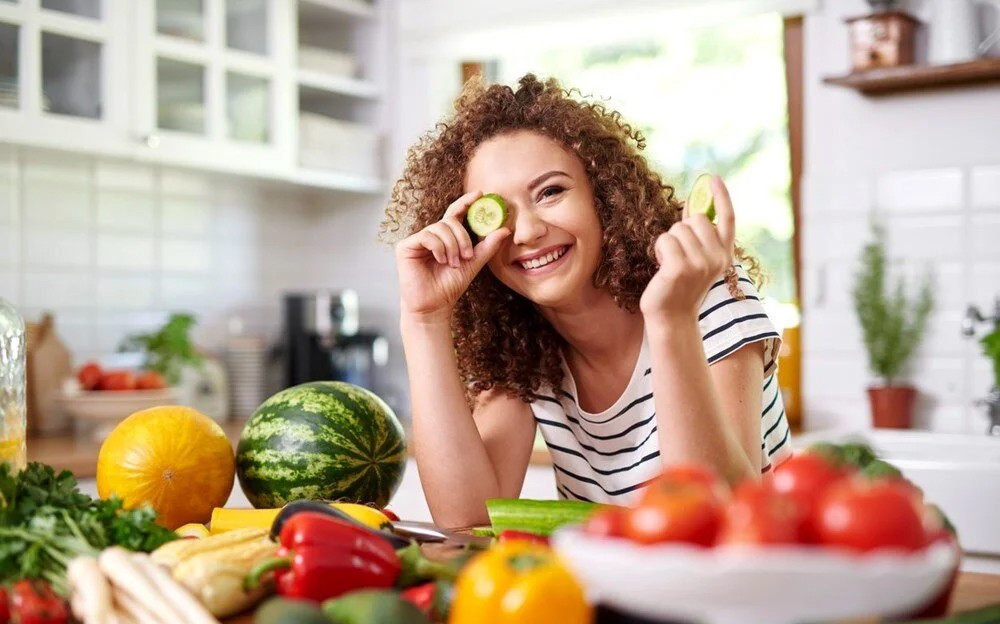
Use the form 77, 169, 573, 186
979, 326, 1000, 434
852, 223, 933, 429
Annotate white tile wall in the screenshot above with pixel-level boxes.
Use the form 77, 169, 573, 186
971, 166, 1000, 209
0, 147, 383, 371
802, 0, 1000, 434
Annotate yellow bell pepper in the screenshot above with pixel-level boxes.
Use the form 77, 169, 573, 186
209, 503, 390, 534
449, 540, 591, 624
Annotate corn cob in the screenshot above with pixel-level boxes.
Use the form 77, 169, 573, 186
171, 536, 279, 618
150, 527, 266, 569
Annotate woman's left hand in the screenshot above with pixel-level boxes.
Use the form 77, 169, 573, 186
639, 175, 736, 323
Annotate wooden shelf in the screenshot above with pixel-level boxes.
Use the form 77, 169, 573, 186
823, 58, 1000, 95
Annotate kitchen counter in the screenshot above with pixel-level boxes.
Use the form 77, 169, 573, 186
221, 571, 1000, 623
27, 423, 554, 479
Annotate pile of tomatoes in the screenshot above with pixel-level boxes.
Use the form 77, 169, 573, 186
583, 450, 955, 554
76, 362, 167, 392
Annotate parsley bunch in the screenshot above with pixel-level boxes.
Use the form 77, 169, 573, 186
0, 462, 178, 595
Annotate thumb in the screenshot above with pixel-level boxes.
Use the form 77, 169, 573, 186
469, 227, 511, 272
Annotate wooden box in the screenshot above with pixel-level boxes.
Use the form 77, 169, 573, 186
846, 12, 920, 72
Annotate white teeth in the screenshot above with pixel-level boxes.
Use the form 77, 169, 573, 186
520, 246, 566, 270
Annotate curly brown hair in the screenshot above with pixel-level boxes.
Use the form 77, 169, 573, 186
380, 73, 762, 403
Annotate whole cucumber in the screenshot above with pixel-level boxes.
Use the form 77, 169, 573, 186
322, 590, 430, 624
255, 597, 330, 624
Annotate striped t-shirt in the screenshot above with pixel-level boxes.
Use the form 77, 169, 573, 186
530, 265, 793, 505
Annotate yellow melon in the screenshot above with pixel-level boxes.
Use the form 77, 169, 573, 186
97, 406, 235, 530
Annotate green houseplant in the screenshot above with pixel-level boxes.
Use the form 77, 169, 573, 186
852, 223, 933, 428
118, 313, 202, 385
981, 327, 1000, 391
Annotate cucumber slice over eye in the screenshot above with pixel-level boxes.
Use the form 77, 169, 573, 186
686, 173, 716, 222
466, 193, 508, 237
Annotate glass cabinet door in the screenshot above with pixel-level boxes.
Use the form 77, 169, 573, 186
42, 32, 102, 119
157, 0, 203, 42
41, 0, 101, 19
148, 0, 280, 152
227, 0, 267, 55
0, 21, 17, 110
157, 57, 206, 134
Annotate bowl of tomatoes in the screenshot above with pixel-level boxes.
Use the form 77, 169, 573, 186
57, 361, 178, 440
552, 450, 960, 624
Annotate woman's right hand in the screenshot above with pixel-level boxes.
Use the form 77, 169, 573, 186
396, 190, 510, 323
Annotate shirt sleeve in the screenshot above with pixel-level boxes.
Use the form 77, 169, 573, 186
697, 264, 782, 378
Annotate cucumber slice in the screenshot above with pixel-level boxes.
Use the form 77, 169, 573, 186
687, 173, 716, 222
466, 193, 508, 237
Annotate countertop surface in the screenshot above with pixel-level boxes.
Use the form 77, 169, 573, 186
221, 571, 1000, 623
26, 424, 555, 479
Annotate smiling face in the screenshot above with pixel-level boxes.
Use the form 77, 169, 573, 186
464, 130, 605, 310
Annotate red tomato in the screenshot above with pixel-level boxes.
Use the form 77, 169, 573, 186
135, 370, 167, 390
815, 480, 926, 553
770, 452, 848, 541
582, 507, 628, 538
10, 580, 68, 624
99, 370, 136, 392
76, 362, 102, 391
381, 508, 400, 522
719, 481, 805, 545
0, 585, 10, 624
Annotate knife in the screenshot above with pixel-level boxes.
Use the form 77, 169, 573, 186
388, 520, 494, 548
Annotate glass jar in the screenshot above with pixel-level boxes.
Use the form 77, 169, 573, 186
0, 296, 26, 472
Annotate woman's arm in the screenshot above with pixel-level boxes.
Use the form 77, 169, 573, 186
646, 316, 763, 484
403, 317, 535, 528
640, 176, 763, 484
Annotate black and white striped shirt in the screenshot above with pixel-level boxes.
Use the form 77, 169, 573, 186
530, 265, 793, 504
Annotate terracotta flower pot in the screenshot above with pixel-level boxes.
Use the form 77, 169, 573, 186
867, 385, 916, 429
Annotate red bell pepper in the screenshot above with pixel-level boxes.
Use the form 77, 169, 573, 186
9, 580, 68, 624
401, 582, 435, 615
246, 511, 402, 603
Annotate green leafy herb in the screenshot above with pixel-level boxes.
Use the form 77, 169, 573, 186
980, 327, 1000, 390
0, 462, 178, 595
852, 222, 933, 384
118, 313, 202, 384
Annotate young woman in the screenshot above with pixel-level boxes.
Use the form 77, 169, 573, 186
381, 74, 791, 528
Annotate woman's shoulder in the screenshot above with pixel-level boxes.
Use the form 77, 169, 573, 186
698, 264, 781, 374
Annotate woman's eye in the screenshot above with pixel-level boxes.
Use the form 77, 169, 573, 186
539, 185, 564, 200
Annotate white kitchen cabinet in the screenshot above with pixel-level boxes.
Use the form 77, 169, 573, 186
0, 0, 389, 194
0, 0, 132, 157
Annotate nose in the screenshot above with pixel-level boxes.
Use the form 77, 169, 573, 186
511, 204, 548, 246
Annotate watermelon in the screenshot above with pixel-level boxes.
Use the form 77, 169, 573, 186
236, 381, 407, 509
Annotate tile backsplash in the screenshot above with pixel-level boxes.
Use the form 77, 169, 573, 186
802, 0, 1000, 435
801, 165, 1000, 435
0, 145, 406, 417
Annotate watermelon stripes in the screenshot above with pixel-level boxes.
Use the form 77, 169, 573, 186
236, 381, 407, 508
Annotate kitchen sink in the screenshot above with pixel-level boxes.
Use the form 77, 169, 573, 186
794, 429, 1000, 557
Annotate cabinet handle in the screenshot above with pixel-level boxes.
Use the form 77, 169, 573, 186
144, 133, 161, 148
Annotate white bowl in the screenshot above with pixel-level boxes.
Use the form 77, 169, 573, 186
552, 527, 958, 624
57, 388, 180, 441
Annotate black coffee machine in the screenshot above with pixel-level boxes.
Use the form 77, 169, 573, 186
282, 290, 388, 393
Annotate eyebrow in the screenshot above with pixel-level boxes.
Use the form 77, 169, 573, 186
527, 170, 569, 191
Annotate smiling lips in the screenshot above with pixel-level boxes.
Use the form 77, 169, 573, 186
516, 245, 571, 271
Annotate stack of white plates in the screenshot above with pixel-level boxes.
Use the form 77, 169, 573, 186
225, 335, 268, 420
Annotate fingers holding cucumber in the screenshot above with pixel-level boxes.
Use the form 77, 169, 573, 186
395, 191, 511, 320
